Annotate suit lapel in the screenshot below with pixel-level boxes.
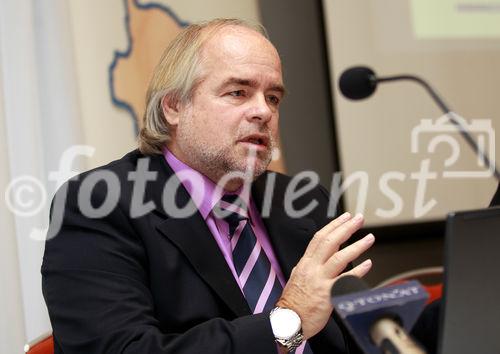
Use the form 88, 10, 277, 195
145, 154, 251, 317
156, 215, 251, 316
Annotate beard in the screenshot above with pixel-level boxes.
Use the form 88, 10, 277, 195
175, 115, 276, 185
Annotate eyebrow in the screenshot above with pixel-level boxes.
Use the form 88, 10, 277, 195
219, 77, 286, 96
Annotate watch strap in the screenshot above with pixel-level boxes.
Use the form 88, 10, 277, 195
276, 331, 304, 351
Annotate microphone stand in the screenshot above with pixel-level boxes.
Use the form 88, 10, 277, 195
370, 73, 500, 181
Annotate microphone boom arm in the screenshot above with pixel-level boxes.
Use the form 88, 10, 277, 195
375, 74, 500, 181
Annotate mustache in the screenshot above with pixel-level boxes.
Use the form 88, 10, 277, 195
236, 128, 274, 142
238, 133, 277, 151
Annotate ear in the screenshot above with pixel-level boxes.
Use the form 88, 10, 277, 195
161, 95, 182, 126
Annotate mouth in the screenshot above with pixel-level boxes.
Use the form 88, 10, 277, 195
238, 134, 270, 149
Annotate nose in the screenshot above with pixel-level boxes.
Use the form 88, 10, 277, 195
247, 93, 273, 124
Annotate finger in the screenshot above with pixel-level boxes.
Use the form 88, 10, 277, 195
319, 212, 352, 236
340, 258, 373, 279
330, 260, 373, 302
314, 213, 365, 263
303, 212, 352, 258
324, 233, 375, 276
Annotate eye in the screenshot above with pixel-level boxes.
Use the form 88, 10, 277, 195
228, 90, 245, 97
267, 95, 281, 106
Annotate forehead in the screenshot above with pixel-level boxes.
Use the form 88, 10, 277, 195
199, 26, 283, 85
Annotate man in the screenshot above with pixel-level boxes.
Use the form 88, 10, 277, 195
42, 19, 374, 353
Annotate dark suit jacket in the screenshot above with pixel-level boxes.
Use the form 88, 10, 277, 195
42, 150, 352, 354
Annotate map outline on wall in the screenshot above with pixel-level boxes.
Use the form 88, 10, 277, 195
109, 0, 189, 134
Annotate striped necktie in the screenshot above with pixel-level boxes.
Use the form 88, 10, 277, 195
216, 195, 313, 354
216, 194, 282, 314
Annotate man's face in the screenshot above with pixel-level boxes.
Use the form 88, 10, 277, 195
167, 26, 284, 186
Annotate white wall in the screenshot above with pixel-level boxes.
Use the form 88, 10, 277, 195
0, 39, 26, 354
0, 0, 86, 349
0, 0, 52, 345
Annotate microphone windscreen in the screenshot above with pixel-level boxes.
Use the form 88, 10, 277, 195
339, 66, 377, 100
331, 275, 369, 298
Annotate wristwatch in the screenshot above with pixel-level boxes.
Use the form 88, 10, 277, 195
269, 307, 304, 351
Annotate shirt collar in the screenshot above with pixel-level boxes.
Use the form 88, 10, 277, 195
163, 147, 251, 220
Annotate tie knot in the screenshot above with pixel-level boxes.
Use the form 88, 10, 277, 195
214, 194, 248, 235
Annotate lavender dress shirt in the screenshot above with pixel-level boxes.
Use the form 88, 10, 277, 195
163, 148, 287, 293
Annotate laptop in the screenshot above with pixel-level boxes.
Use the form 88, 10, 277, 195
438, 206, 500, 354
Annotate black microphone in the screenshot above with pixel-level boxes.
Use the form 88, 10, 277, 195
338, 66, 378, 100
338, 66, 500, 181
331, 275, 428, 354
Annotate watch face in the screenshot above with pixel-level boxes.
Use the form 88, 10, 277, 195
270, 308, 301, 339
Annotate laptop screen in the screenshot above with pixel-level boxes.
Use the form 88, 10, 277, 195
439, 206, 500, 354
